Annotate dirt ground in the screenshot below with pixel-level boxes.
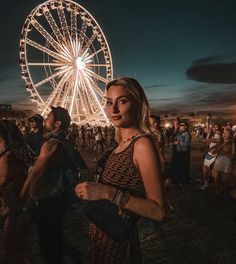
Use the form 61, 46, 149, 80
1, 137, 236, 264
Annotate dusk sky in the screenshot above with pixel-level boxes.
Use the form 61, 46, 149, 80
1, 0, 236, 119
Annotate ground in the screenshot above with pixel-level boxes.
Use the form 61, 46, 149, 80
1, 137, 236, 264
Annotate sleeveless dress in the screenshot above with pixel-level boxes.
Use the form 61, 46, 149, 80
88, 135, 147, 264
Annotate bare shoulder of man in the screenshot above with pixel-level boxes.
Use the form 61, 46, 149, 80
39, 138, 60, 159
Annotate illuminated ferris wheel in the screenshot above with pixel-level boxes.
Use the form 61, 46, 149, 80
19, 0, 113, 125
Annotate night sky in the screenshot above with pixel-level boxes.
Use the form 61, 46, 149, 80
1, 0, 236, 119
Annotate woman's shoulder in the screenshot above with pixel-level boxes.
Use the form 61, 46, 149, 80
132, 134, 160, 165
133, 134, 156, 150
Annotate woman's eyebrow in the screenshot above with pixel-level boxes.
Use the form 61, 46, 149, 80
106, 96, 129, 100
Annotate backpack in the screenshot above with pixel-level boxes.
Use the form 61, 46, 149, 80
34, 137, 88, 205
54, 138, 88, 204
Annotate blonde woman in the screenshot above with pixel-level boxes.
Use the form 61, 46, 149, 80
76, 77, 167, 264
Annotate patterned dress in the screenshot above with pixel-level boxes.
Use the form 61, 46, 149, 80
88, 135, 147, 264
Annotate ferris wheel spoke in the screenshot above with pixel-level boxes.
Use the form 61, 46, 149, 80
79, 19, 88, 49
42, 70, 72, 115
54, 73, 72, 106
70, 10, 77, 40
57, 6, 72, 43
59, 43, 73, 61
28, 62, 67, 66
78, 91, 88, 115
63, 74, 77, 108
86, 63, 109, 67
81, 72, 108, 120
85, 74, 105, 97
83, 48, 103, 60
80, 77, 96, 113
81, 24, 103, 53
31, 18, 63, 54
43, 8, 65, 44
83, 94, 92, 114
79, 74, 96, 111
81, 33, 97, 53
71, 37, 81, 58
69, 70, 80, 115
85, 68, 108, 84
78, 77, 91, 114
26, 38, 69, 62
64, 74, 75, 112
35, 66, 72, 88
74, 85, 82, 119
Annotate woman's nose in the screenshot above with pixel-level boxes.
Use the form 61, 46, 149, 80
112, 102, 119, 113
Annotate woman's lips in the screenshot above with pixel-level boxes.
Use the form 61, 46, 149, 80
111, 115, 122, 120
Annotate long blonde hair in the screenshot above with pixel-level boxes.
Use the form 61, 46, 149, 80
106, 77, 153, 142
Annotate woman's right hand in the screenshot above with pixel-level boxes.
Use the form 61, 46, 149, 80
75, 182, 117, 201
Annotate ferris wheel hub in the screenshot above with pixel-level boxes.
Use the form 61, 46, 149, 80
76, 57, 85, 70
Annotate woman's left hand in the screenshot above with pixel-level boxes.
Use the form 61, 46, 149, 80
75, 182, 115, 201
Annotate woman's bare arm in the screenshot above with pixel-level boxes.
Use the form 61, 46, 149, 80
121, 137, 167, 220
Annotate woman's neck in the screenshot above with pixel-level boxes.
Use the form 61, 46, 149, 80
119, 128, 141, 141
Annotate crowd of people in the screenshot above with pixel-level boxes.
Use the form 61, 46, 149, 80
0, 76, 236, 264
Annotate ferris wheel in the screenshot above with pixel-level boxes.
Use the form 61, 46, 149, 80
19, 0, 113, 125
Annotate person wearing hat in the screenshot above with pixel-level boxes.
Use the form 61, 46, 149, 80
26, 114, 44, 165
20, 106, 73, 264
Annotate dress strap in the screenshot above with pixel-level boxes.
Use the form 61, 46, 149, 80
129, 133, 152, 145
127, 133, 153, 155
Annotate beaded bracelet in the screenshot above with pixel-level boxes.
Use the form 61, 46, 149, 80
117, 191, 130, 216
114, 189, 124, 206
112, 188, 130, 210
111, 188, 119, 203
119, 191, 130, 210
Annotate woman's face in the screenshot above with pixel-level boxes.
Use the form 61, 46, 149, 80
106, 85, 138, 128
223, 130, 231, 140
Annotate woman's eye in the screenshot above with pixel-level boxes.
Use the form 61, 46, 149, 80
106, 101, 112, 106
118, 99, 128, 104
